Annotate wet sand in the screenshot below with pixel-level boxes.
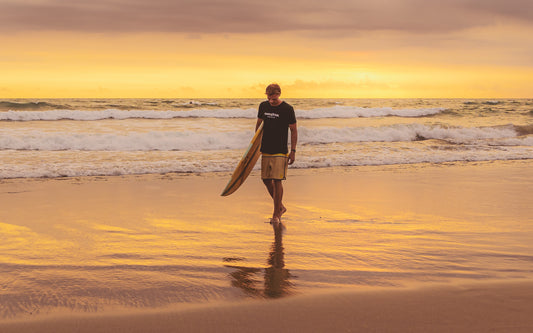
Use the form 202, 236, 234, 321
1, 281, 533, 332
1, 160, 532, 331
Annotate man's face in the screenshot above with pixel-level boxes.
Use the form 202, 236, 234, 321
267, 93, 281, 106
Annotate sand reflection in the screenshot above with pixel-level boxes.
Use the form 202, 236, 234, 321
225, 222, 293, 299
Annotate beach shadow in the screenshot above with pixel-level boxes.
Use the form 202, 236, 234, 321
225, 222, 294, 299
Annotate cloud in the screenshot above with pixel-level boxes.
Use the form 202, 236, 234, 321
244, 79, 395, 98
1, 0, 532, 34
285, 79, 393, 92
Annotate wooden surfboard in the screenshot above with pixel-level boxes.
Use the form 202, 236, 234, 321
221, 122, 264, 196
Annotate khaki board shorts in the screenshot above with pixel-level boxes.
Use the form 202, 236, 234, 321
261, 153, 288, 180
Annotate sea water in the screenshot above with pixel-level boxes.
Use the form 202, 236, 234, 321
1, 98, 532, 178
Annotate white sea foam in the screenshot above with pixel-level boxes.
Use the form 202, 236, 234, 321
294, 146, 533, 169
0, 106, 445, 121
0, 130, 251, 151
297, 106, 445, 118
0, 159, 234, 179
1, 144, 532, 179
0, 125, 525, 152
0, 109, 255, 121
299, 124, 519, 145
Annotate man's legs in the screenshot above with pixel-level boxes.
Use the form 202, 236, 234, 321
263, 179, 287, 221
261, 155, 289, 222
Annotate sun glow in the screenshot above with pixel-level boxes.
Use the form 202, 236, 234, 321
1, 29, 533, 98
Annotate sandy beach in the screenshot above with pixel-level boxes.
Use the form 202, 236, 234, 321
1, 160, 532, 331
1, 281, 533, 333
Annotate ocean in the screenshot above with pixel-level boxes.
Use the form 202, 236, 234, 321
1, 98, 532, 178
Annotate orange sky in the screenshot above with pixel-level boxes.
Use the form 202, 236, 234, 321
1, 0, 532, 98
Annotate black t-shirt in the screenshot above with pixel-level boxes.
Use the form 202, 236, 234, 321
257, 101, 296, 154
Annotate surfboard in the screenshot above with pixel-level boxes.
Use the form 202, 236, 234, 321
221, 122, 264, 196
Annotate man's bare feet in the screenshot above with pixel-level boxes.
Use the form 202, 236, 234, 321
270, 217, 281, 224
280, 206, 287, 216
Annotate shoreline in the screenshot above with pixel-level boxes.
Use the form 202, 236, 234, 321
1, 158, 531, 182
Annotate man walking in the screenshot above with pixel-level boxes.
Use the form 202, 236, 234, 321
256, 84, 297, 224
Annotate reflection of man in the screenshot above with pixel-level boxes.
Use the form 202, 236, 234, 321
225, 222, 293, 298
256, 83, 298, 224
264, 222, 291, 298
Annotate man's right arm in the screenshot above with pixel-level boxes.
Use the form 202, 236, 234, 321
255, 118, 263, 131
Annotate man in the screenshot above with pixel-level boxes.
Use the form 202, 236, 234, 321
256, 83, 297, 224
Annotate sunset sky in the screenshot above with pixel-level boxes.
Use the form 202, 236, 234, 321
1, 0, 532, 98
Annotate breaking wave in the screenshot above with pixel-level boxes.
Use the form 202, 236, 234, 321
1, 124, 528, 152
0, 106, 445, 121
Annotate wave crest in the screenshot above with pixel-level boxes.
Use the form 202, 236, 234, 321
0, 101, 69, 111
1, 124, 526, 152
0, 106, 445, 121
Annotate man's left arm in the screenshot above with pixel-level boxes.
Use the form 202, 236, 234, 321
288, 123, 298, 165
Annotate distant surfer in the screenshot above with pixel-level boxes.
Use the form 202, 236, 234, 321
255, 84, 298, 224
